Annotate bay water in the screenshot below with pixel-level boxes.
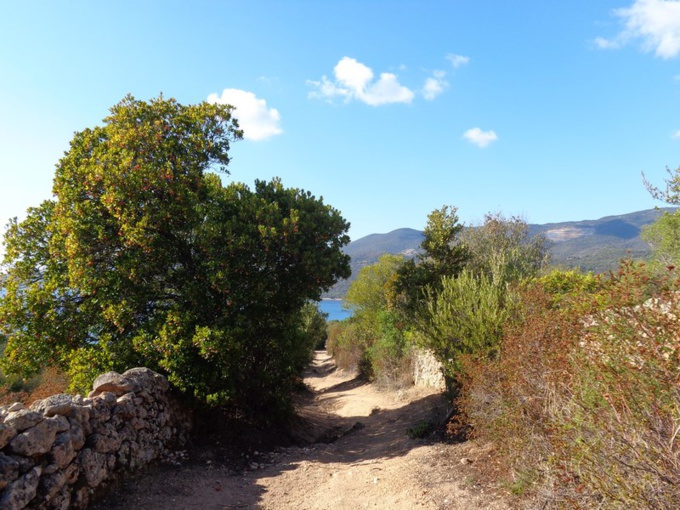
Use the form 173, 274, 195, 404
318, 300, 352, 321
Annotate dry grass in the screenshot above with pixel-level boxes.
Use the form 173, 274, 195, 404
458, 265, 680, 508
0, 365, 70, 407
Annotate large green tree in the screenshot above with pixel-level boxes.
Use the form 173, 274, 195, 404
0, 95, 350, 418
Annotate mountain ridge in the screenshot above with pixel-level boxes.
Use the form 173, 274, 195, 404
324, 207, 675, 299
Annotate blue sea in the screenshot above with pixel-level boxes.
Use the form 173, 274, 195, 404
318, 300, 353, 321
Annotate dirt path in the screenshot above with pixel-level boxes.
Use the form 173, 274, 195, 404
92, 352, 511, 509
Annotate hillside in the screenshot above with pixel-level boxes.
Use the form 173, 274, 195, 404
326, 228, 424, 298
323, 208, 675, 299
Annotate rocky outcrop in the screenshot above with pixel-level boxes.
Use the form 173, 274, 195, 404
412, 348, 445, 391
0, 368, 192, 510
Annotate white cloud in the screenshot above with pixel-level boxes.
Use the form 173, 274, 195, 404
446, 53, 470, 68
207, 89, 282, 141
462, 127, 498, 148
598, 0, 680, 58
422, 70, 448, 100
308, 57, 414, 106
594, 36, 622, 49
672, 130, 680, 138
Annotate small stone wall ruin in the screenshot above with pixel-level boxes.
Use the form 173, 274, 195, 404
0, 368, 192, 510
412, 348, 446, 391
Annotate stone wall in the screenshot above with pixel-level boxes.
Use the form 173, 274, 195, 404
0, 368, 192, 510
412, 348, 446, 391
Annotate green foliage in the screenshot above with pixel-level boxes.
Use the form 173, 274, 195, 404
392, 206, 469, 320
642, 209, 680, 269
366, 309, 411, 387
406, 419, 435, 439
339, 254, 411, 383
395, 211, 542, 386
65, 346, 116, 396
0, 95, 350, 421
346, 254, 404, 316
461, 212, 549, 284
532, 268, 600, 307
326, 321, 368, 372
416, 270, 512, 380
300, 303, 329, 351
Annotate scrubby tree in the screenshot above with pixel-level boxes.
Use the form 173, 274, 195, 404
642, 166, 680, 271
642, 210, 680, 269
643, 165, 680, 204
346, 254, 404, 320
391, 206, 469, 319
461, 212, 549, 284
417, 269, 511, 380
0, 95, 350, 419
403, 210, 547, 385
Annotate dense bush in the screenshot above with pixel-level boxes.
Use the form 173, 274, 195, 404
0, 96, 350, 421
367, 309, 412, 388
415, 269, 513, 382
459, 263, 680, 508
300, 303, 329, 351
326, 320, 368, 373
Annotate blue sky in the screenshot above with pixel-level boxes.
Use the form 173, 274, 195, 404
1, 1, 680, 247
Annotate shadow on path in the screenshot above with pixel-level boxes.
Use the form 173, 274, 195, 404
91, 351, 448, 510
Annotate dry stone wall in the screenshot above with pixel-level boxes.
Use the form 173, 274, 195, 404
412, 348, 445, 390
0, 368, 192, 510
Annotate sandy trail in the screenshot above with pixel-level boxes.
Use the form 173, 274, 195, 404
92, 351, 511, 510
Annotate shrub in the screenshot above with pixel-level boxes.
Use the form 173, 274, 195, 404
326, 320, 367, 373
416, 269, 513, 384
459, 264, 680, 508
367, 310, 413, 388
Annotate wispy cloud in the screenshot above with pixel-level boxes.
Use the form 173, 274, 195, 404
446, 53, 470, 68
594, 36, 622, 49
308, 57, 415, 106
422, 70, 448, 100
597, 0, 680, 58
207, 89, 282, 141
463, 127, 498, 148
672, 130, 680, 138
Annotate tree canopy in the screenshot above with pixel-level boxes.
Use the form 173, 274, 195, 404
0, 95, 350, 418
390, 206, 469, 318
461, 212, 550, 284
642, 210, 680, 269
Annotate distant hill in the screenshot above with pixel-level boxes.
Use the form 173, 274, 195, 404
323, 208, 675, 299
528, 208, 676, 274
327, 228, 424, 298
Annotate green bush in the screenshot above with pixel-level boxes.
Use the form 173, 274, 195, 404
300, 303, 329, 352
367, 310, 412, 388
416, 269, 513, 382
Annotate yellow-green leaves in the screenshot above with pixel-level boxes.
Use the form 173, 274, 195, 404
1, 95, 349, 421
